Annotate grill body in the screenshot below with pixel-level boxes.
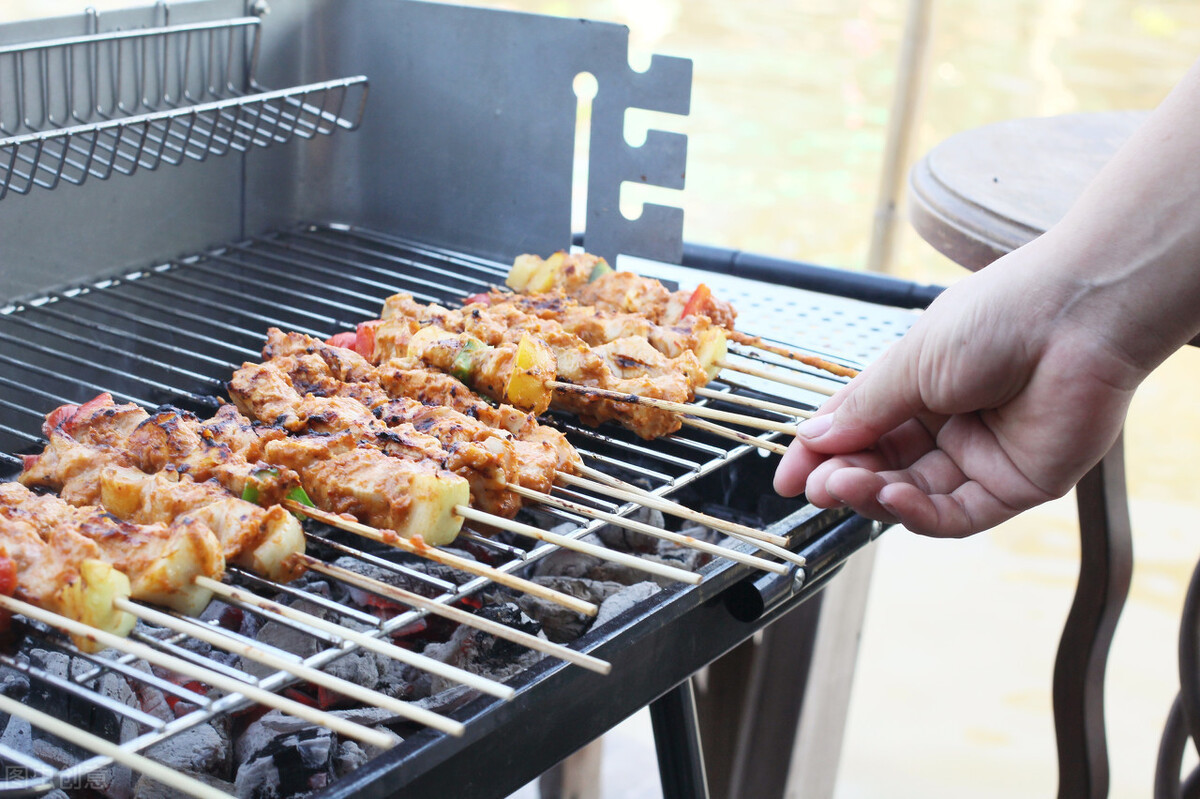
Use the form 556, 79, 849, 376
0, 2, 921, 796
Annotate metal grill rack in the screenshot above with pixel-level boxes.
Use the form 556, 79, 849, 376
0, 13, 367, 199
0, 222, 854, 793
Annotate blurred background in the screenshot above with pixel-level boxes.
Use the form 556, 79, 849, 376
7, 1, 1200, 796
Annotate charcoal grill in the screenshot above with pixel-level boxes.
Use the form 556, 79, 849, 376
0, 2, 937, 797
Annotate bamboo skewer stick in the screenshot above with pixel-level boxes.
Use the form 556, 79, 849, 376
561, 469, 806, 567
283, 499, 599, 617
716, 358, 839, 396
546, 380, 800, 434
693, 386, 815, 418
680, 416, 789, 456
564, 466, 792, 548
0, 692, 234, 799
511, 484, 788, 575
0, 595, 395, 751
453, 505, 700, 586
301, 557, 612, 675
725, 333, 859, 379
115, 598, 465, 737
195, 576, 520, 697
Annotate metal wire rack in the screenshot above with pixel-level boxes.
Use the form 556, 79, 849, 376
0, 222, 845, 794
0, 14, 368, 199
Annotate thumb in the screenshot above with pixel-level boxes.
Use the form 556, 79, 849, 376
797, 340, 927, 454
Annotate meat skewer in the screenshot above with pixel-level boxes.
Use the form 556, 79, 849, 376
503, 250, 860, 378
230, 355, 700, 584
267, 328, 801, 555
34, 394, 599, 617
15, 423, 521, 701
256, 330, 804, 566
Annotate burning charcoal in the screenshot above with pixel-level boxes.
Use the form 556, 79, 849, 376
237, 709, 399, 765
143, 723, 231, 777
593, 508, 667, 553
133, 773, 236, 799
516, 577, 626, 643
532, 544, 603, 579
592, 582, 661, 630
240, 599, 330, 680
235, 726, 338, 798
322, 651, 383, 696
421, 603, 544, 695
334, 740, 369, 777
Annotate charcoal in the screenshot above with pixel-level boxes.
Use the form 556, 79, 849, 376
421, 603, 544, 694
593, 508, 666, 553
531, 547, 602, 579
240, 599, 330, 679
323, 650, 383, 691
334, 740, 369, 777
592, 582, 661, 629
237, 709, 399, 765
133, 772, 236, 799
235, 726, 337, 799
143, 722, 230, 777
516, 577, 626, 643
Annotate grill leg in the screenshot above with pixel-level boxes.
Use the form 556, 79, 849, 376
651, 678, 711, 799
1053, 433, 1133, 799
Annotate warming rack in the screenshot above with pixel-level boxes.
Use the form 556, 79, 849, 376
0, 13, 367, 199
0, 222, 848, 794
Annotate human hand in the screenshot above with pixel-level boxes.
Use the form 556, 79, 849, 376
772, 253, 1145, 537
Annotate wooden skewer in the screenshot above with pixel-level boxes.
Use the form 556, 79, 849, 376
283, 499, 599, 617
716, 358, 839, 396
694, 386, 815, 419
195, 576, 519, 697
565, 465, 792, 549
0, 594, 395, 751
0, 692, 234, 799
546, 380, 800, 434
725, 331, 859, 378
561, 469, 807, 567
300, 557, 612, 675
453, 504, 700, 586
680, 416, 789, 456
512, 484, 788, 575
114, 598, 465, 737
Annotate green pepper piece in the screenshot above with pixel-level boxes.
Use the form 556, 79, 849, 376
450, 339, 485, 383
241, 483, 260, 504
588, 260, 614, 282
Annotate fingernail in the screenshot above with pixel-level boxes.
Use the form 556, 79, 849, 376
796, 414, 833, 440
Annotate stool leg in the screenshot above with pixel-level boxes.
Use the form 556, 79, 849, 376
651, 678, 711, 799
1053, 432, 1134, 799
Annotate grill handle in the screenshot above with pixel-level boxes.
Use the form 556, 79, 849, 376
723, 514, 881, 622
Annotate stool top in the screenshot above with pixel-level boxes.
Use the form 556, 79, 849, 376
908, 110, 1148, 272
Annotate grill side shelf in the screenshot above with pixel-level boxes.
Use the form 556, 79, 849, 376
0, 15, 368, 199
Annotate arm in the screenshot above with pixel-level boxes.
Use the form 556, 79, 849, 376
773, 56, 1200, 537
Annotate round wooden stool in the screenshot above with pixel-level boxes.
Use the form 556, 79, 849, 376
907, 110, 1147, 799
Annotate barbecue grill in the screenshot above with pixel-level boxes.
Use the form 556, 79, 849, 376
0, 2, 937, 797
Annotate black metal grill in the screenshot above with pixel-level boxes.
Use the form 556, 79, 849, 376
0, 220, 868, 796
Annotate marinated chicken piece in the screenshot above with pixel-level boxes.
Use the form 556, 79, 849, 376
1, 481, 220, 620
576, 270, 672, 319
264, 433, 469, 546
474, 291, 729, 380
267, 328, 582, 475
52, 395, 300, 507
0, 483, 138, 651
380, 294, 692, 438
231, 356, 523, 517
22, 426, 303, 585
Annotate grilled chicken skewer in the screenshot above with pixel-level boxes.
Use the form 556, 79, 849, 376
24, 396, 305, 585
265, 328, 800, 554
505, 250, 859, 378
229, 357, 699, 584
0, 483, 138, 651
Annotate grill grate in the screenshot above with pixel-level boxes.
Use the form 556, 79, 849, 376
0, 222, 846, 793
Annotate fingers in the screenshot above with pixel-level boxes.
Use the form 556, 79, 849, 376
795, 338, 928, 455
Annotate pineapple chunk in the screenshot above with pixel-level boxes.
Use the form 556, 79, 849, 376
695, 328, 729, 382
236, 506, 306, 583
506, 333, 555, 414
55, 559, 136, 654
506, 254, 543, 292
